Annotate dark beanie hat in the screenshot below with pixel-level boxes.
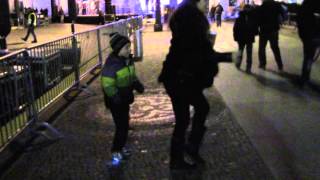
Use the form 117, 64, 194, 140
109, 32, 130, 54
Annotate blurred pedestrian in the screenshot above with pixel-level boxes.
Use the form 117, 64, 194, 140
233, 5, 258, 73
98, 10, 105, 25
209, 5, 216, 22
58, 7, 64, 23
257, 0, 285, 71
297, 0, 320, 85
215, 3, 224, 27
0, 0, 11, 55
21, 9, 38, 43
159, 0, 232, 170
101, 32, 144, 166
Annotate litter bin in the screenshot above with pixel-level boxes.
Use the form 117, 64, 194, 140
59, 47, 81, 78
28, 51, 62, 98
132, 29, 143, 61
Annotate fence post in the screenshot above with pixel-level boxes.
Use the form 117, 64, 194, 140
72, 35, 80, 85
22, 51, 38, 122
22, 51, 63, 140
96, 28, 103, 67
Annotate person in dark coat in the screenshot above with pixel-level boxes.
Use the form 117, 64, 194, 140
98, 10, 105, 25
158, 0, 232, 170
58, 7, 65, 23
297, 0, 320, 85
257, 0, 284, 71
233, 5, 258, 73
0, 0, 11, 55
215, 3, 224, 27
209, 5, 216, 22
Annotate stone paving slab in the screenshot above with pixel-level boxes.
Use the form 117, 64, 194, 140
0, 84, 274, 179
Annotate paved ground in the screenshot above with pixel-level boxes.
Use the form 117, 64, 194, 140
1, 21, 320, 179
7, 24, 97, 51
1, 23, 274, 179
211, 22, 320, 179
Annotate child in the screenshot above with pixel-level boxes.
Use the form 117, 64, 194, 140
101, 32, 144, 165
233, 5, 258, 73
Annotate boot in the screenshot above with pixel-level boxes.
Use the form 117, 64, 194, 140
187, 126, 207, 165
170, 137, 196, 170
121, 147, 132, 159
185, 144, 206, 165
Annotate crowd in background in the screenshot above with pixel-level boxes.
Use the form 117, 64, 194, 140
228, 0, 319, 85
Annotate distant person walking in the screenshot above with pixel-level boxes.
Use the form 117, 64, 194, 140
215, 3, 224, 27
21, 9, 38, 43
257, 0, 284, 71
297, 0, 320, 85
98, 10, 105, 25
58, 7, 65, 23
233, 5, 258, 73
209, 5, 216, 22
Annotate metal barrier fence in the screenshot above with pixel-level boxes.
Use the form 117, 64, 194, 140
0, 16, 143, 151
0, 50, 37, 148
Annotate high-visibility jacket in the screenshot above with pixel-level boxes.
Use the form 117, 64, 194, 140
27, 12, 37, 27
101, 53, 138, 104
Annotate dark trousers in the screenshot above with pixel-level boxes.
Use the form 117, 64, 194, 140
0, 38, 7, 50
258, 32, 283, 69
164, 84, 209, 162
24, 26, 37, 41
236, 42, 253, 70
104, 97, 130, 152
301, 39, 319, 82
216, 15, 222, 27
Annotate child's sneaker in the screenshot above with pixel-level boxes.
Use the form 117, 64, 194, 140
111, 152, 123, 166
121, 148, 132, 159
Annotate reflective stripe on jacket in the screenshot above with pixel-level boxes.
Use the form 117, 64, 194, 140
101, 53, 137, 98
28, 12, 37, 26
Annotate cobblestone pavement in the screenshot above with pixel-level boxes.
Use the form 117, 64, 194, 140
1, 24, 274, 180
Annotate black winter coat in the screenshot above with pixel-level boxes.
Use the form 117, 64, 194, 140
0, 0, 11, 37
297, 0, 320, 41
158, 1, 219, 90
233, 10, 257, 43
215, 4, 224, 15
257, 1, 284, 34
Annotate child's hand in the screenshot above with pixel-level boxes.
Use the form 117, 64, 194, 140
112, 94, 122, 104
133, 80, 145, 94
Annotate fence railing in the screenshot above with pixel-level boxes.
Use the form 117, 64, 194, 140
0, 16, 143, 151
0, 50, 38, 148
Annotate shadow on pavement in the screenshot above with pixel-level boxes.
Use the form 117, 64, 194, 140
107, 165, 126, 180
242, 69, 306, 98
107, 164, 206, 180
236, 68, 320, 99
7, 42, 25, 46
169, 169, 204, 180
267, 69, 320, 95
